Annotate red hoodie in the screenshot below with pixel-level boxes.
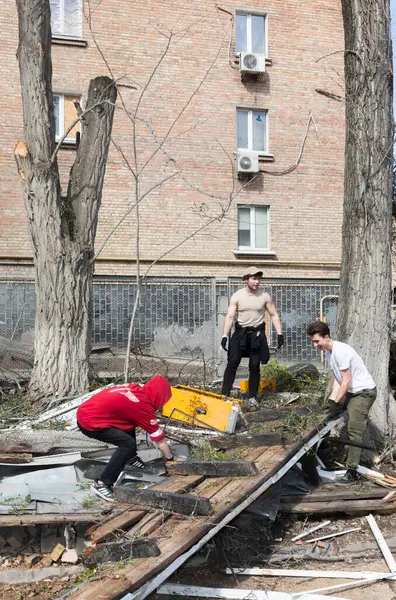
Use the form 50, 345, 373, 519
76, 376, 171, 442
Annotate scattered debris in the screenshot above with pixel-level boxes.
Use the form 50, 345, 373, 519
303, 526, 361, 544
291, 520, 331, 542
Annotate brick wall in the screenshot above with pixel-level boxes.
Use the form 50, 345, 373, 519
0, 0, 345, 280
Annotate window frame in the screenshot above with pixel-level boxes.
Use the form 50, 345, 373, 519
235, 10, 268, 56
237, 205, 270, 252
53, 93, 80, 144
236, 107, 269, 154
50, 0, 83, 40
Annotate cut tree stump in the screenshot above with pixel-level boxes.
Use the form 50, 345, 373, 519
167, 461, 258, 477
83, 538, 160, 565
114, 487, 213, 516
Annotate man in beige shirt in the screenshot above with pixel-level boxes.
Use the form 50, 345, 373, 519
221, 267, 284, 407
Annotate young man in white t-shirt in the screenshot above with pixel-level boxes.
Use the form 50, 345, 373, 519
307, 320, 377, 484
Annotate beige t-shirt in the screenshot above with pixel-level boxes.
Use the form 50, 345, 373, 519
233, 287, 272, 328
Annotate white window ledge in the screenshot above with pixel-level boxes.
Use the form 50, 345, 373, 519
233, 249, 277, 257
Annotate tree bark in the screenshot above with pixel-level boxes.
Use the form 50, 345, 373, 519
15, 0, 116, 399
338, 0, 394, 434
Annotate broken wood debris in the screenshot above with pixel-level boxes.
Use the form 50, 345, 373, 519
303, 526, 361, 544
291, 520, 331, 542
83, 538, 160, 565
167, 460, 258, 477
114, 486, 213, 516
366, 513, 396, 572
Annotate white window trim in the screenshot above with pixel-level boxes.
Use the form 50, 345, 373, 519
54, 93, 78, 144
235, 10, 268, 57
236, 205, 271, 252
236, 108, 269, 154
52, 0, 82, 39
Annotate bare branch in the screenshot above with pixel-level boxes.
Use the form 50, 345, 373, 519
137, 28, 226, 176
261, 113, 318, 176
91, 170, 177, 262
316, 49, 362, 63
315, 88, 343, 102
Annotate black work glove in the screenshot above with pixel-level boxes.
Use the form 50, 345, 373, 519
277, 334, 284, 349
221, 336, 228, 351
326, 399, 344, 419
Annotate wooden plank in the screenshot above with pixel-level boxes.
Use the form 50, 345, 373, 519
0, 452, 32, 463
127, 511, 169, 539
366, 513, 396, 572
0, 441, 32, 453
88, 474, 203, 544
280, 498, 396, 514
210, 433, 282, 450
114, 487, 213, 516
84, 538, 160, 565
283, 489, 388, 503
0, 514, 98, 526
167, 461, 258, 477
67, 420, 344, 600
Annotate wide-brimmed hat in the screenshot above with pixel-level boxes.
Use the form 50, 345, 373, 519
242, 266, 263, 279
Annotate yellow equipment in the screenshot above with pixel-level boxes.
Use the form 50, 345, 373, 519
239, 378, 276, 393
163, 385, 241, 433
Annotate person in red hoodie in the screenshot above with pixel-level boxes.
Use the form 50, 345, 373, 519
76, 376, 173, 502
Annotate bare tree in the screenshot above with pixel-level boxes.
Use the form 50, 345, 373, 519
337, 0, 394, 434
14, 0, 116, 400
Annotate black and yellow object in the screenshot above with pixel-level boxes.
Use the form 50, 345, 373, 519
163, 385, 241, 433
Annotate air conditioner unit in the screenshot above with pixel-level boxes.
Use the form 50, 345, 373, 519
236, 152, 259, 173
239, 52, 266, 74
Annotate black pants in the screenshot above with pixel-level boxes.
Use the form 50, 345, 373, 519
77, 423, 137, 487
222, 328, 268, 398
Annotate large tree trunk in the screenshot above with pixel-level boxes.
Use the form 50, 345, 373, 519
15, 0, 116, 399
338, 0, 394, 435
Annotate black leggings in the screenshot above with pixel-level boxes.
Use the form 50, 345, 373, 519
77, 423, 137, 486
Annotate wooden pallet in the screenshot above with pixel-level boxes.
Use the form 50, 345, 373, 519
69, 444, 287, 600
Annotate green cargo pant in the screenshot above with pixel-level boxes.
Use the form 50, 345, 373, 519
343, 387, 376, 469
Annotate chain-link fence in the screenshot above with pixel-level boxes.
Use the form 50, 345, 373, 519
0, 277, 339, 381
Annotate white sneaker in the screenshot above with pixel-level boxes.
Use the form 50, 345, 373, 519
91, 480, 115, 502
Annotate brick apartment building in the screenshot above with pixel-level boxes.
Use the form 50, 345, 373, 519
0, 0, 345, 364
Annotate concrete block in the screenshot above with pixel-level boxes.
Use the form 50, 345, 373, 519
61, 549, 79, 564
50, 543, 65, 562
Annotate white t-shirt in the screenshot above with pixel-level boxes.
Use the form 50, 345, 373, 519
325, 341, 376, 393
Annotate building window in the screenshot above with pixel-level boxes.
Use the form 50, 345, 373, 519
236, 12, 266, 54
54, 94, 81, 143
237, 108, 267, 153
237, 206, 269, 250
50, 0, 82, 38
